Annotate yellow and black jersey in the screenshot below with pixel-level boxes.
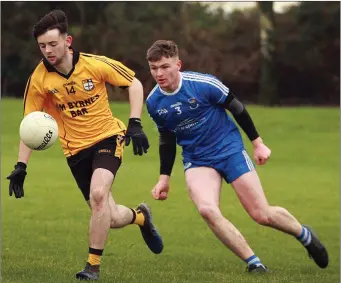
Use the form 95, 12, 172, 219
23, 50, 135, 157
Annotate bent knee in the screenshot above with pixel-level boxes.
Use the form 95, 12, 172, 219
90, 186, 109, 206
249, 207, 272, 226
197, 204, 221, 223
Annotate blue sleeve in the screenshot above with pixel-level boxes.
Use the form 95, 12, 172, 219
205, 75, 230, 105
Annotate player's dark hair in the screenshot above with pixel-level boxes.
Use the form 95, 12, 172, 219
33, 10, 68, 40
146, 40, 179, 62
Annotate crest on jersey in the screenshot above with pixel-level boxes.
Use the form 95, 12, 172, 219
82, 79, 94, 91
188, 98, 199, 110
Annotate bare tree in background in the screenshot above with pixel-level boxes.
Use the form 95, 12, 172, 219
258, 2, 279, 105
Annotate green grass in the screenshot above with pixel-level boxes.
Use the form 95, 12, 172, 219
1, 98, 340, 283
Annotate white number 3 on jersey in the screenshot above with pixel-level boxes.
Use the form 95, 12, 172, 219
175, 106, 182, 115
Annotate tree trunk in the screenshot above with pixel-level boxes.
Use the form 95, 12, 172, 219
258, 2, 279, 105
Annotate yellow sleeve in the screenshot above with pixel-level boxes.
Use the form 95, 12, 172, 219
93, 56, 136, 87
23, 73, 46, 116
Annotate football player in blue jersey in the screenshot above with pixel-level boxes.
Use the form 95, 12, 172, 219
145, 40, 328, 272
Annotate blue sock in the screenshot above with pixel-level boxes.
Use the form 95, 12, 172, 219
296, 226, 312, 246
245, 255, 262, 266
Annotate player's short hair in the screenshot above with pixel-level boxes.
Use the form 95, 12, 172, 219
146, 40, 179, 62
33, 10, 68, 40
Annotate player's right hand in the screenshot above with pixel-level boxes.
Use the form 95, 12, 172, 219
125, 118, 150, 156
152, 181, 170, 201
7, 162, 27, 198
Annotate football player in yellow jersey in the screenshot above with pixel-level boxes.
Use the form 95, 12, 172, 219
6, 10, 163, 281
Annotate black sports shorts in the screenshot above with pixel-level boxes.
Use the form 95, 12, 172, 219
66, 135, 125, 201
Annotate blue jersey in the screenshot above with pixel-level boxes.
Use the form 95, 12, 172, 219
146, 71, 245, 162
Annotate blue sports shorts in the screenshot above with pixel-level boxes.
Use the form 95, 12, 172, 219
183, 149, 255, 183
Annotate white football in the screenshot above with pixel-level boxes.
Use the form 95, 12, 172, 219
19, 111, 58, 150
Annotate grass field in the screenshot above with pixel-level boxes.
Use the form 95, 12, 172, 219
1, 98, 340, 283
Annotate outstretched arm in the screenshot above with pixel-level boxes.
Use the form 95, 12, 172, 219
8, 73, 45, 198
18, 140, 33, 164
7, 140, 32, 198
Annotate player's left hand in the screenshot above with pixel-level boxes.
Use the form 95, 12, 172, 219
125, 118, 150, 156
253, 142, 271, 165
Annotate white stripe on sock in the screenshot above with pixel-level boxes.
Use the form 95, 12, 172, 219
303, 232, 312, 246
302, 229, 308, 242
248, 257, 261, 265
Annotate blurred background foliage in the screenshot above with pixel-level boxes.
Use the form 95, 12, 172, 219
1, 1, 339, 105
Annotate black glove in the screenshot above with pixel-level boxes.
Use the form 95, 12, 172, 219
125, 118, 150, 156
7, 162, 27, 198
